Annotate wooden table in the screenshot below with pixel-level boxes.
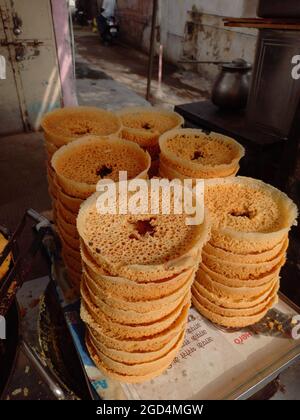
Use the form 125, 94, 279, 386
223, 17, 300, 30
175, 100, 287, 189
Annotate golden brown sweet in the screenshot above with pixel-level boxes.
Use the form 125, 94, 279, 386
85, 334, 180, 384
159, 129, 244, 179
41, 106, 122, 147
117, 107, 184, 159
81, 288, 191, 340
52, 136, 151, 199
192, 294, 277, 328
78, 181, 210, 382
88, 325, 183, 364
205, 177, 297, 250
81, 242, 195, 301
77, 187, 210, 281
192, 176, 297, 329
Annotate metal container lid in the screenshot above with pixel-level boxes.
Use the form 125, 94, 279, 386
222, 59, 252, 71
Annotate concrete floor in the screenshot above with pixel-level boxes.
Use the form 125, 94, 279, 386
75, 28, 210, 109
271, 363, 300, 400
0, 132, 51, 279
76, 58, 150, 109
0, 132, 50, 229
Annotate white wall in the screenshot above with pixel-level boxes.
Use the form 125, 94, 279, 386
153, 0, 258, 82
118, 0, 259, 83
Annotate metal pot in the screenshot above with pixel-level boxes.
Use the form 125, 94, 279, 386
211, 59, 252, 110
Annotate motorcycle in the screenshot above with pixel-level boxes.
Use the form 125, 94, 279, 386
74, 8, 88, 26
97, 13, 119, 45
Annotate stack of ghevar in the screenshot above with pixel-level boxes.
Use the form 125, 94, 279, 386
51, 136, 151, 291
41, 106, 122, 220
159, 129, 245, 181
192, 177, 298, 328
117, 107, 184, 175
77, 186, 211, 383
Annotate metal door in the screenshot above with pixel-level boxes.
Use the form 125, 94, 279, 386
0, 0, 24, 133
0, 0, 63, 135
